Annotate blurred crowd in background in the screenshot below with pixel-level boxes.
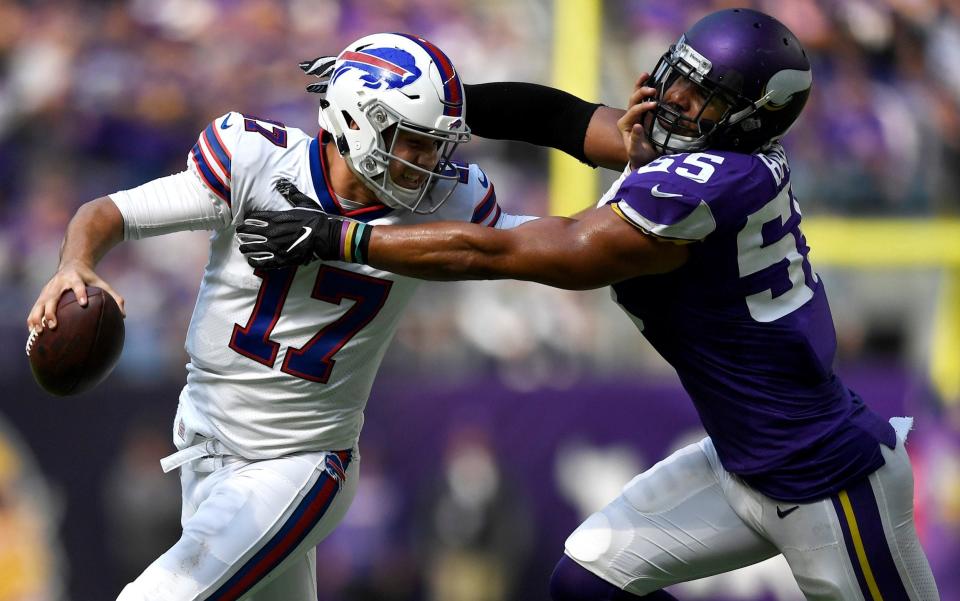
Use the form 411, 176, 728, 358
1, 0, 959, 600
4, 0, 960, 380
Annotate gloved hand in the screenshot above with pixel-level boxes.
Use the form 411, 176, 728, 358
236, 179, 373, 269
299, 56, 337, 95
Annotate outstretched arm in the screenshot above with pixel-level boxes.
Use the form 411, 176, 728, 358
364, 205, 687, 289
237, 184, 688, 291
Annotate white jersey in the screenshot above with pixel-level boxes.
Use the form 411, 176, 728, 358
111, 112, 515, 458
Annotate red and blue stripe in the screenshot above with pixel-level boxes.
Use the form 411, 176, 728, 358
831, 477, 911, 601
471, 185, 500, 227
339, 50, 414, 78
396, 33, 463, 117
206, 450, 351, 601
203, 124, 232, 175
192, 120, 233, 205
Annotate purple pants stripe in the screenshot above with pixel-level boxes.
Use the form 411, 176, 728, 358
831, 476, 910, 601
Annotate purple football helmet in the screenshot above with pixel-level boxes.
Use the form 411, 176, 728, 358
645, 8, 812, 154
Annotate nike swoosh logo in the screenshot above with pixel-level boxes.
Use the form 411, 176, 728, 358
286, 226, 313, 253
650, 184, 683, 198
220, 114, 232, 129
776, 505, 800, 519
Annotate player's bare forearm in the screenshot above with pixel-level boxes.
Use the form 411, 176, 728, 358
584, 77, 660, 170
59, 196, 125, 269
367, 218, 581, 286
27, 197, 126, 331
584, 106, 629, 170
366, 209, 688, 290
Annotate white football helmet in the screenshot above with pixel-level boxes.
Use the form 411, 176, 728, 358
320, 33, 471, 213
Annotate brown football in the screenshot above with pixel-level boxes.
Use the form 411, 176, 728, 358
27, 286, 125, 396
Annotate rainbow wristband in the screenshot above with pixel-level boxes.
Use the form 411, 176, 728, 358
339, 221, 374, 264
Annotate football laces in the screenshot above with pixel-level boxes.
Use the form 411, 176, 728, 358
25, 327, 40, 356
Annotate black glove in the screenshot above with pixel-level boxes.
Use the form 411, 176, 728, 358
236, 180, 373, 269
299, 56, 337, 95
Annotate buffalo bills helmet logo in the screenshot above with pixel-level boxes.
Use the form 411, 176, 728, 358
331, 47, 422, 90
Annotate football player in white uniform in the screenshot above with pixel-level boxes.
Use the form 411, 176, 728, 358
25, 33, 550, 601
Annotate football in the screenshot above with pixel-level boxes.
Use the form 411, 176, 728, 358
26, 286, 125, 396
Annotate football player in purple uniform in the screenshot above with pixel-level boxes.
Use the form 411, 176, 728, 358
240, 9, 939, 601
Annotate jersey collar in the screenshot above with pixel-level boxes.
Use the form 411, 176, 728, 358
309, 131, 395, 223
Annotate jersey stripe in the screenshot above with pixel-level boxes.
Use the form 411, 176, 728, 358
191, 145, 230, 204
198, 131, 229, 186
203, 123, 233, 175
396, 33, 463, 117
471, 186, 498, 224
485, 205, 502, 228
470, 186, 497, 223
208, 451, 352, 601
614, 198, 716, 241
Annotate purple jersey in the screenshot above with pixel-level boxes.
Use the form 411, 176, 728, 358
608, 144, 895, 502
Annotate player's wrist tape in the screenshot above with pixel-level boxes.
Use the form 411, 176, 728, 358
338, 221, 373, 264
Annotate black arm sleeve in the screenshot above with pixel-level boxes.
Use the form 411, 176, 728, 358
463, 82, 603, 167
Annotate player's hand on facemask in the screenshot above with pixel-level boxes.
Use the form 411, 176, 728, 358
619, 73, 660, 168
237, 180, 349, 269
299, 56, 337, 95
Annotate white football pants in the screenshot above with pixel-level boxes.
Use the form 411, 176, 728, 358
117, 446, 358, 601
564, 419, 939, 600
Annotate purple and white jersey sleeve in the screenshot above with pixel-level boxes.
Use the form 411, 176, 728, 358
610, 150, 779, 241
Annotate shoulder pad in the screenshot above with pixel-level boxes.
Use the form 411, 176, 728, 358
611, 150, 780, 239
612, 154, 721, 240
